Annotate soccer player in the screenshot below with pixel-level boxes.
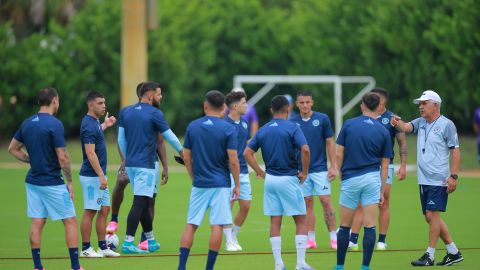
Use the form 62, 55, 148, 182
118, 82, 178, 254
178, 90, 240, 270
232, 87, 259, 137
223, 91, 251, 252
391, 90, 464, 266
79, 91, 120, 257
244, 95, 313, 270
348, 88, 407, 251
333, 92, 392, 270
8, 87, 83, 270
290, 91, 337, 249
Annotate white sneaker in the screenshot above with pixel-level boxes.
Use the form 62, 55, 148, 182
348, 241, 359, 251
296, 262, 316, 270
80, 246, 103, 258
97, 248, 121, 257
275, 263, 287, 270
376, 242, 387, 250
233, 239, 243, 251
225, 241, 239, 252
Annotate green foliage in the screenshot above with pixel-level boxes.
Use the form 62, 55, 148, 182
1, 0, 479, 138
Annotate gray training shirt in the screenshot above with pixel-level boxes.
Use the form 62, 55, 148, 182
411, 115, 459, 186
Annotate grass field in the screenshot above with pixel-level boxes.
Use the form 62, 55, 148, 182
0, 166, 478, 269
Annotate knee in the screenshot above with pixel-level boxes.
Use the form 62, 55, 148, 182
240, 202, 251, 212
64, 217, 78, 227
320, 197, 332, 209
99, 206, 110, 217
424, 212, 438, 224
304, 196, 314, 207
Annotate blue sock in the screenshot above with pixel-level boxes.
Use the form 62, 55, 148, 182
141, 232, 147, 242
68, 247, 80, 270
350, 232, 359, 244
31, 248, 42, 269
111, 214, 118, 223
337, 226, 350, 266
81, 242, 90, 251
378, 234, 386, 243
205, 249, 218, 270
362, 227, 376, 266
99, 240, 108, 250
178, 247, 190, 270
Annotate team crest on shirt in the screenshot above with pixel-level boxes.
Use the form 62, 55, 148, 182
382, 118, 390, 125
433, 126, 441, 134
312, 119, 320, 127
242, 122, 248, 129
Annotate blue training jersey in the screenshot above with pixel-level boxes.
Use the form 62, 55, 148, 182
376, 110, 398, 164
225, 116, 250, 174
120, 102, 170, 169
184, 116, 237, 188
336, 115, 393, 180
80, 114, 107, 177
14, 113, 66, 186
248, 118, 308, 176
290, 112, 333, 173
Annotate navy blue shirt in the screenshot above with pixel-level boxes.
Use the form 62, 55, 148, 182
184, 116, 237, 188
225, 116, 250, 174
376, 110, 398, 164
291, 112, 334, 173
248, 118, 308, 176
80, 115, 107, 177
14, 113, 66, 186
336, 115, 393, 180
119, 102, 170, 169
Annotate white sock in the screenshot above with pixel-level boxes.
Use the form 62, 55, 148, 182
270, 236, 283, 265
446, 242, 459, 255
426, 247, 435, 260
307, 231, 315, 241
144, 231, 154, 241
232, 225, 241, 241
295, 235, 307, 265
223, 227, 233, 243
125, 235, 134, 242
329, 231, 337, 241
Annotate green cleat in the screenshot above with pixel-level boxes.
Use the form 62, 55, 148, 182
148, 240, 161, 252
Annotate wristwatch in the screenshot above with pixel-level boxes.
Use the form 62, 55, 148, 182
450, 174, 458, 180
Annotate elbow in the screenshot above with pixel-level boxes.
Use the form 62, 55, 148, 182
302, 145, 310, 157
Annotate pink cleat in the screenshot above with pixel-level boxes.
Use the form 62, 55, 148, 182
138, 240, 148, 251
330, 239, 338, 249
71, 268, 84, 270
106, 221, 118, 234
306, 239, 317, 249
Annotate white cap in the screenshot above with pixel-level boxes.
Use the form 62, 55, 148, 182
232, 87, 245, 93
413, 90, 442, 104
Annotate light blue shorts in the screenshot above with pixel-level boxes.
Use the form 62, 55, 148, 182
153, 162, 160, 193
126, 167, 156, 198
79, 176, 111, 211
339, 171, 381, 209
264, 174, 306, 216
230, 174, 252, 201
187, 187, 232, 226
385, 164, 394, 185
301, 171, 331, 197
26, 183, 76, 221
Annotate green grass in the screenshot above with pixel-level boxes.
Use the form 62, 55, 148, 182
0, 167, 478, 269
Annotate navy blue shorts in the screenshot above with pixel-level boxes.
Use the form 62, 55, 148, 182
419, 185, 448, 215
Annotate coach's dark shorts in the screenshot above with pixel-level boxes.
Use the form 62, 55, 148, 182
419, 184, 448, 215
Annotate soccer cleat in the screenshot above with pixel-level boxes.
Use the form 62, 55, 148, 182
295, 262, 315, 270
233, 240, 243, 251
71, 267, 84, 270
148, 240, 161, 252
360, 265, 371, 270
97, 248, 120, 257
436, 251, 464, 266
348, 241, 359, 251
306, 239, 317, 249
225, 241, 239, 251
411, 252, 434, 266
138, 240, 149, 251
331, 265, 344, 270
275, 263, 287, 270
121, 242, 149, 254
80, 247, 103, 258
330, 239, 337, 250
106, 221, 118, 234
376, 242, 387, 251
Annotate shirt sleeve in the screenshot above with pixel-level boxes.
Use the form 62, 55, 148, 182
410, 117, 423, 134
336, 121, 347, 146
81, 123, 97, 145
183, 125, 192, 149
226, 126, 238, 150
13, 122, 24, 143
247, 104, 259, 123
474, 109, 480, 125
322, 115, 334, 138
293, 126, 308, 148
444, 120, 459, 148
118, 109, 124, 128
52, 120, 66, 148
247, 133, 260, 152
382, 130, 394, 158
153, 110, 170, 133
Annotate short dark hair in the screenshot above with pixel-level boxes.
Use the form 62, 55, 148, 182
371, 87, 388, 100
271, 95, 289, 114
85, 91, 104, 104
139, 82, 160, 97
205, 90, 225, 111
37, 87, 58, 106
226, 91, 246, 108
297, 90, 312, 98
136, 83, 143, 98
362, 92, 380, 111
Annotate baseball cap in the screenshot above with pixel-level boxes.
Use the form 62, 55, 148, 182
413, 90, 442, 104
